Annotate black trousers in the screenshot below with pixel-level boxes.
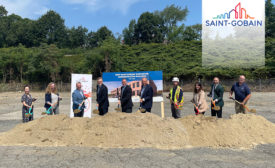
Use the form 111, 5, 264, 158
74, 109, 84, 117
211, 104, 222, 118
122, 107, 132, 113
99, 106, 108, 116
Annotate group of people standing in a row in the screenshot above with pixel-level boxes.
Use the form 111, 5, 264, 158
190, 75, 251, 119
70, 75, 251, 119
72, 77, 111, 117
21, 75, 251, 122
21, 82, 62, 122
71, 77, 154, 117
170, 75, 251, 119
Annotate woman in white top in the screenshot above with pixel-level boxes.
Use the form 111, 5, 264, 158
44, 82, 62, 115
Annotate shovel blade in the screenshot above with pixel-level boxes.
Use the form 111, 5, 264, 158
139, 108, 146, 113
249, 109, 257, 113
212, 106, 221, 111
115, 108, 121, 112
93, 109, 99, 114
73, 109, 81, 114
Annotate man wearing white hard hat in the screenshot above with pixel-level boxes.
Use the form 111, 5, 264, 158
168, 77, 184, 119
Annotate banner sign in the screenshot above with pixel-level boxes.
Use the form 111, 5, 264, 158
103, 71, 163, 102
202, 0, 265, 68
70, 74, 92, 118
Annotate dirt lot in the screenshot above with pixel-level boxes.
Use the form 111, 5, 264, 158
0, 92, 275, 168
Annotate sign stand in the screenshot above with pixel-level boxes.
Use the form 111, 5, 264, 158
70, 74, 92, 118
161, 101, 165, 118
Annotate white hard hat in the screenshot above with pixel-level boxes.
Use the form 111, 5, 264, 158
172, 77, 179, 82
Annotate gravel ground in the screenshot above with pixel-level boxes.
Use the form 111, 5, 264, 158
0, 145, 274, 168
0, 92, 275, 168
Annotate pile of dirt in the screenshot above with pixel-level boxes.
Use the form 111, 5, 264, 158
180, 114, 275, 148
0, 113, 189, 149
0, 112, 274, 149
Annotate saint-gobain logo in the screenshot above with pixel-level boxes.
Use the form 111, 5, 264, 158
205, 2, 263, 27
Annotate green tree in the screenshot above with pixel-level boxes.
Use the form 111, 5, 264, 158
155, 5, 188, 41
35, 11, 67, 47
29, 44, 62, 82
134, 12, 166, 43
122, 19, 136, 45
100, 37, 121, 72
182, 24, 202, 41
5, 48, 16, 83
266, 0, 275, 38
67, 26, 88, 48
166, 25, 185, 42
0, 14, 24, 47
17, 19, 36, 47
0, 15, 7, 47
0, 5, 7, 17
0, 48, 9, 82
85, 49, 105, 76
11, 45, 29, 82
88, 26, 114, 48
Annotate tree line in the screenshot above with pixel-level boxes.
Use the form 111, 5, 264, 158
0, 4, 198, 48
0, 0, 274, 84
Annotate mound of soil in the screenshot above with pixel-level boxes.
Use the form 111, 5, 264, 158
0, 112, 274, 149
180, 114, 275, 148
0, 113, 189, 149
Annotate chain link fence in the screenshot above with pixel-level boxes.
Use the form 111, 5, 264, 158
0, 79, 275, 92
164, 78, 275, 92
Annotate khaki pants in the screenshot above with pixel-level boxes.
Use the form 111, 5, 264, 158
235, 102, 246, 114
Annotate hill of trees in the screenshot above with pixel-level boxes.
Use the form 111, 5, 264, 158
0, 0, 274, 84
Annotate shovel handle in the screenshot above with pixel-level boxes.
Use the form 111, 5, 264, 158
211, 99, 216, 107
28, 107, 32, 113
230, 97, 254, 113
230, 97, 241, 104
80, 100, 85, 106
46, 106, 53, 114
243, 105, 250, 112
77, 100, 86, 110
193, 104, 199, 115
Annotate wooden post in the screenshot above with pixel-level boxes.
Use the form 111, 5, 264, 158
161, 101, 165, 119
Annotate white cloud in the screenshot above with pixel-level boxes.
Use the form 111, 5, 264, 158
0, 0, 49, 18
0, 0, 144, 18
64, 0, 144, 14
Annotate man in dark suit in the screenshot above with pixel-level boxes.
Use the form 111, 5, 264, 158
120, 79, 133, 113
208, 77, 224, 118
96, 77, 109, 116
140, 78, 153, 113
